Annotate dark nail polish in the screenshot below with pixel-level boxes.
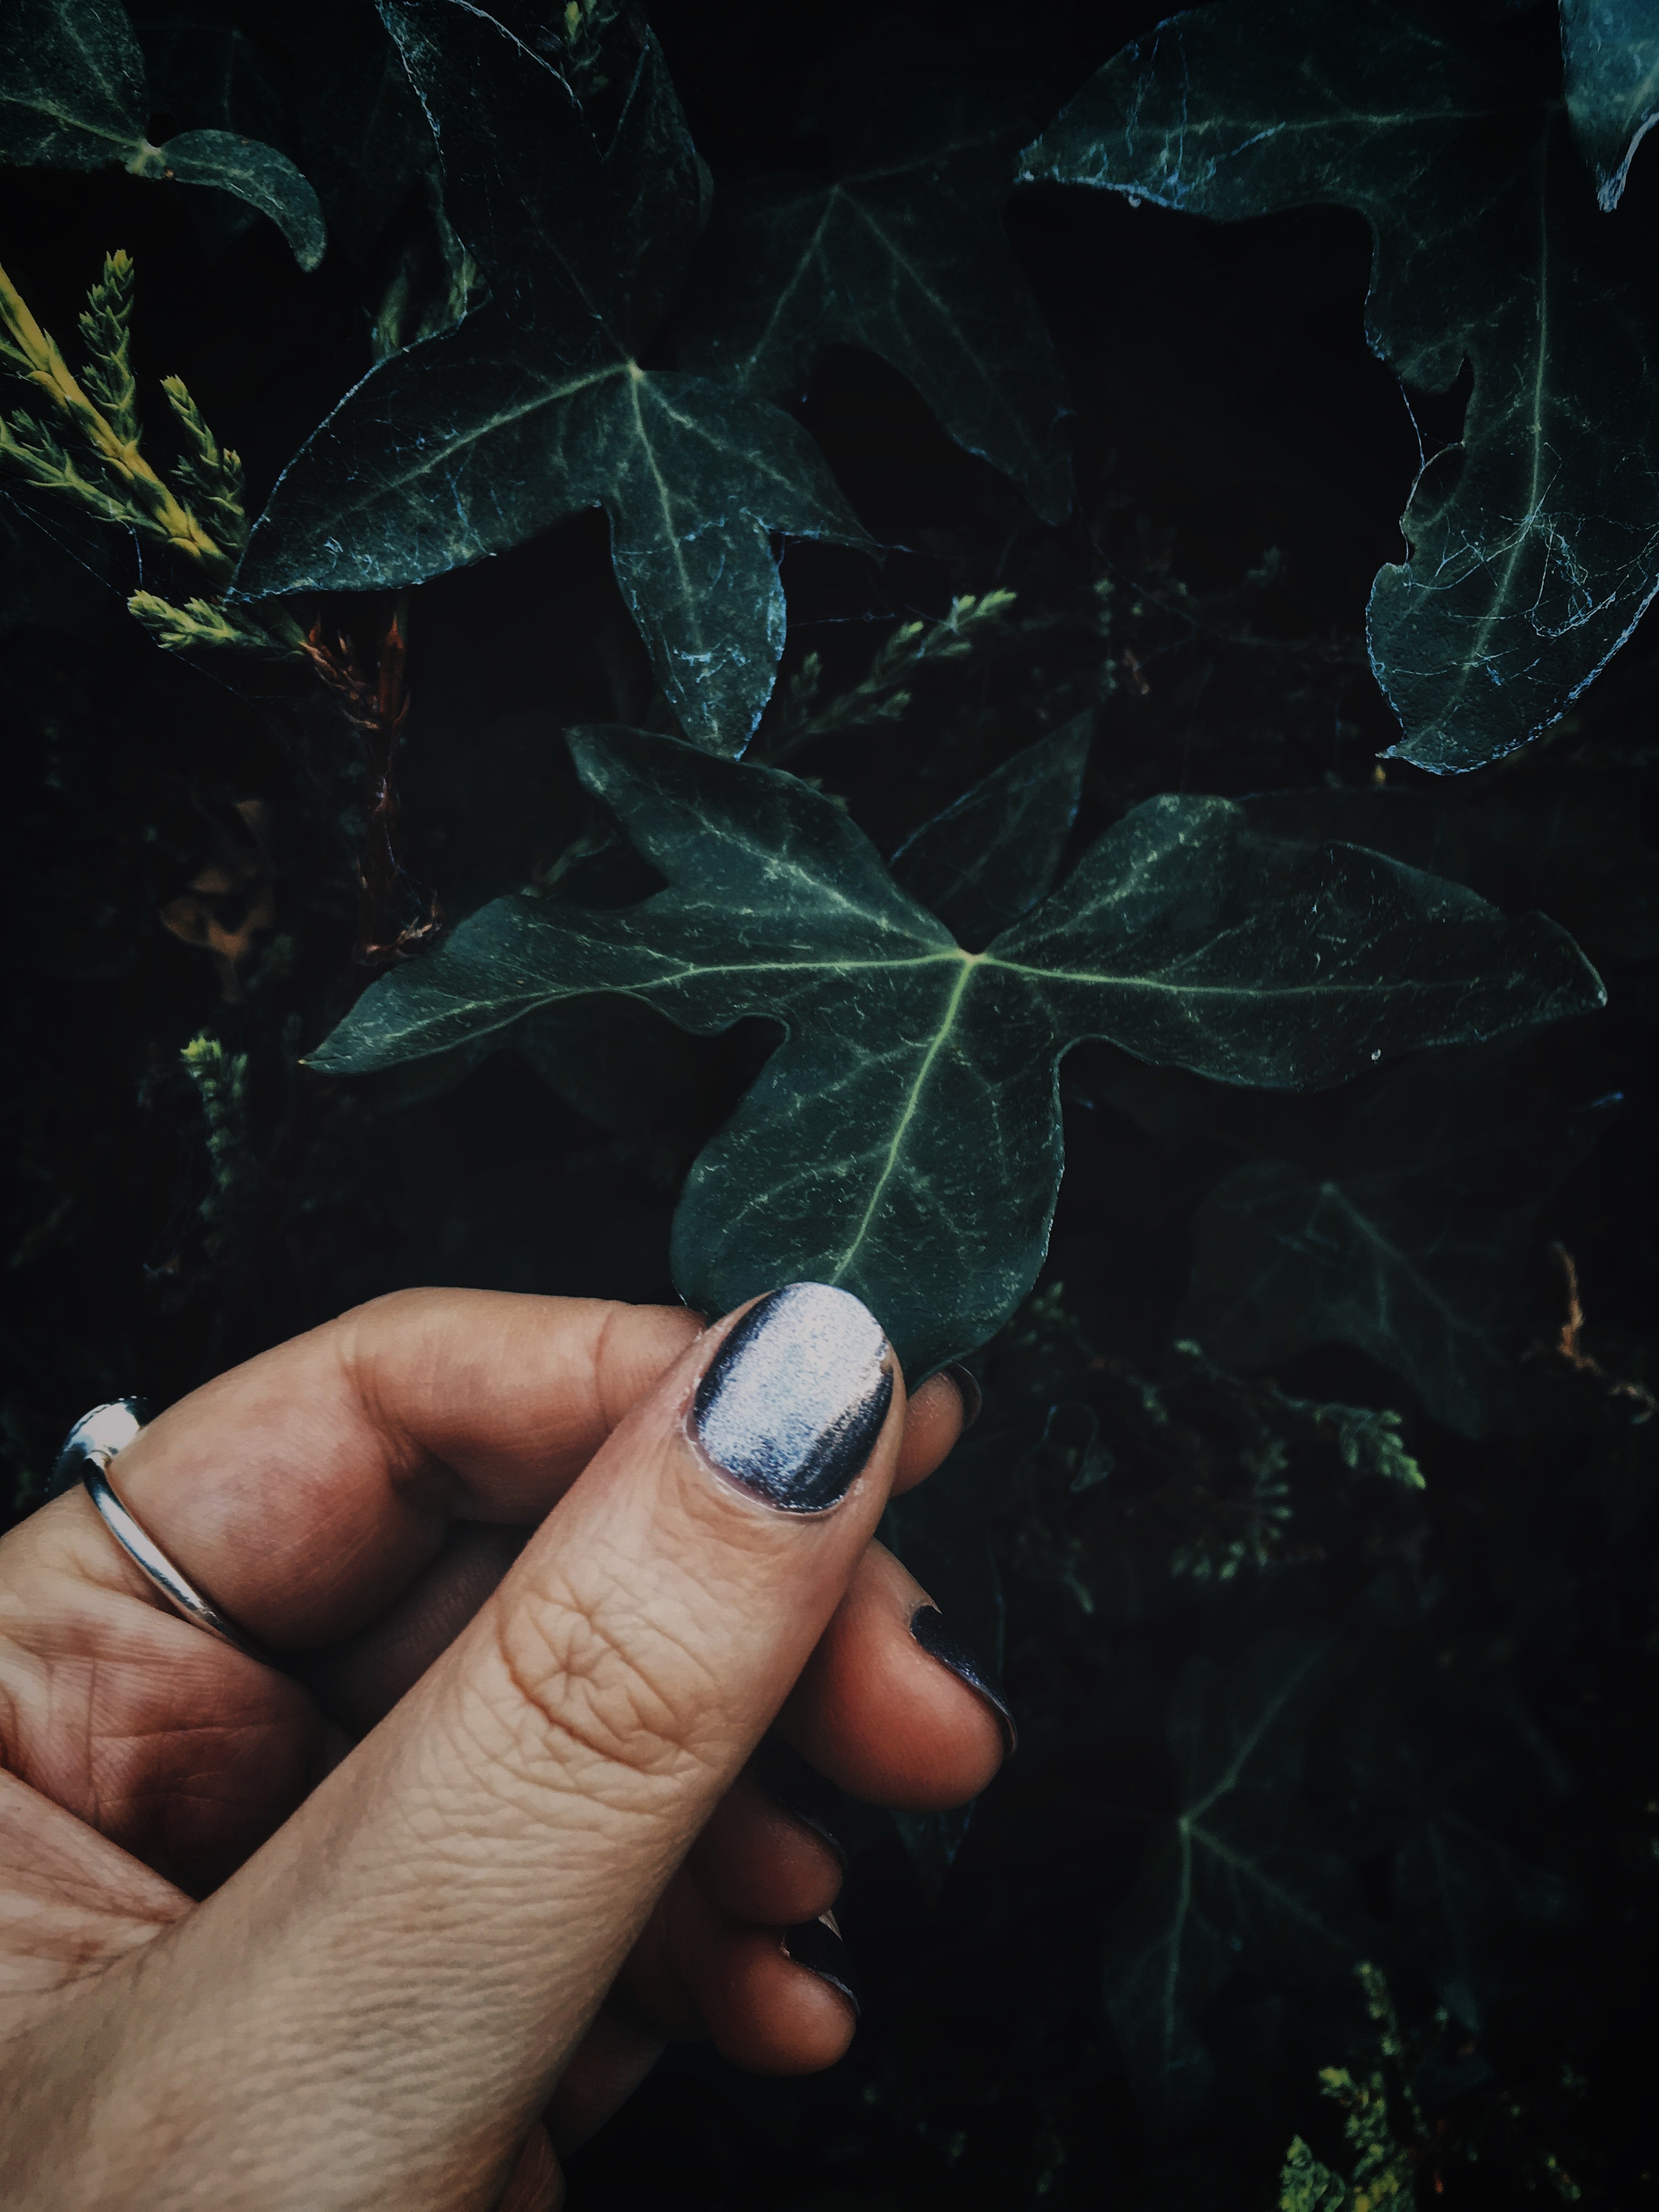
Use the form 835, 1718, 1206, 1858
693, 1283, 893, 1513
746, 1735, 848, 1866
910, 1603, 1018, 1754
944, 1363, 983, 1429
782, 1911, 861, 2019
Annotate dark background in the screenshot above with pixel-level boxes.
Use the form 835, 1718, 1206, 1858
4, 1, 1659, 2204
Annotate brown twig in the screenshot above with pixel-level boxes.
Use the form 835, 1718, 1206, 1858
1530, 1243, 1656, 1423
303, 608, 442, 969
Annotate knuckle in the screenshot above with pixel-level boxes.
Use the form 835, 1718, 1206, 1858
482, 1554, 718, 1805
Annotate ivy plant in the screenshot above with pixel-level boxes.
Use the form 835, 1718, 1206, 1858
8, 0, 1659, 2198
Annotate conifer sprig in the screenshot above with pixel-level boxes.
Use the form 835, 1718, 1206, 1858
768, 589, 1025, 759
161, 375, 248, 561
127, 591, 277, 653
0, 250, 232, 579
76, 250, 139, 449
0, 249, 308, 656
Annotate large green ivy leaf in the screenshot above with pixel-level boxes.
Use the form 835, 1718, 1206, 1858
1179, 1056, 1618, 1434
1022, 0, 1659, 772
1104, 1631, 1364, 2130
308, 729, 1602, 1376
1562, 0, 1659, 208
0, 0, 325, 267
679, 38, 1070, 522
233, 0, 867, 755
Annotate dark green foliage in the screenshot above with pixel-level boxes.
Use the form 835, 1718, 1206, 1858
890, 717, 1090, 948
0, 0, 325, 265
149, 133, 326, 270
9, 0, 1659, 2205
234, 0, 867, 752
312, 725, 1600, 1376
1180, 1055, 1617, 1434
679, 35, 1072, 521
1102, 1629, 1364, 2128
1024, 0, 1659, 772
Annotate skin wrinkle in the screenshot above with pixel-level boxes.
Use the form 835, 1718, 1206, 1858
0, 1293, 977, 2210
486, 1526, 733, 1799
487, 1604, 709, 1798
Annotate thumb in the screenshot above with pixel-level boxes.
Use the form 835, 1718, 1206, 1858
63, 1285, 902, 2212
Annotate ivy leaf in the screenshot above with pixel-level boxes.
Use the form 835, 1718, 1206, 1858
1178, 1056, 1618, 1434
1104, 1631, 1364, 2130
679, 37, 1071, 522
1183, 1161, 1525, 1437
134, 20, 306, 252
890, 715, 1091, 949
1562, 0, 1659, 209
308, 728, 1602, 1378
0, 0, 326, 267
136, 132, 327, 270
0, 0, 146, 170
1022, 0, 1659, 772
1324, 1690, 1581, 2029
233, 0, 867, 755
1396, 1814, 1578, 2027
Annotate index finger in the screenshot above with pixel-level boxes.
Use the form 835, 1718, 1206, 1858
93, 1290, 703, 1649
54, 1289, 970, 1657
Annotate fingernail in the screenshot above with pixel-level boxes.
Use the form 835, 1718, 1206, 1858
747, 1735, 848, 1866
693, 1283, 893, 1514
910, 1603, 1018, 1754
944, 1363, 983, 1428
782, 1910, 861, 2019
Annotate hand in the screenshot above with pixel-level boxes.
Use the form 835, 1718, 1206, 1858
0, 1286, 1008, 2211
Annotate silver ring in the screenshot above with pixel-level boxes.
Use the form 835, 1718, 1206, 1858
59, 1402, 269, 1664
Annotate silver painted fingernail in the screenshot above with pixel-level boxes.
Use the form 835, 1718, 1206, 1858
693, 1283, 893, 1513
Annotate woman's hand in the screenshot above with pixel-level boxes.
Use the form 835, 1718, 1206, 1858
0, 1286, 1008, 2211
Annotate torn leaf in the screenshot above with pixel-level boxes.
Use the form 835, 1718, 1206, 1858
1022, 0, 1659, 771
307, 729, 1604, 1378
